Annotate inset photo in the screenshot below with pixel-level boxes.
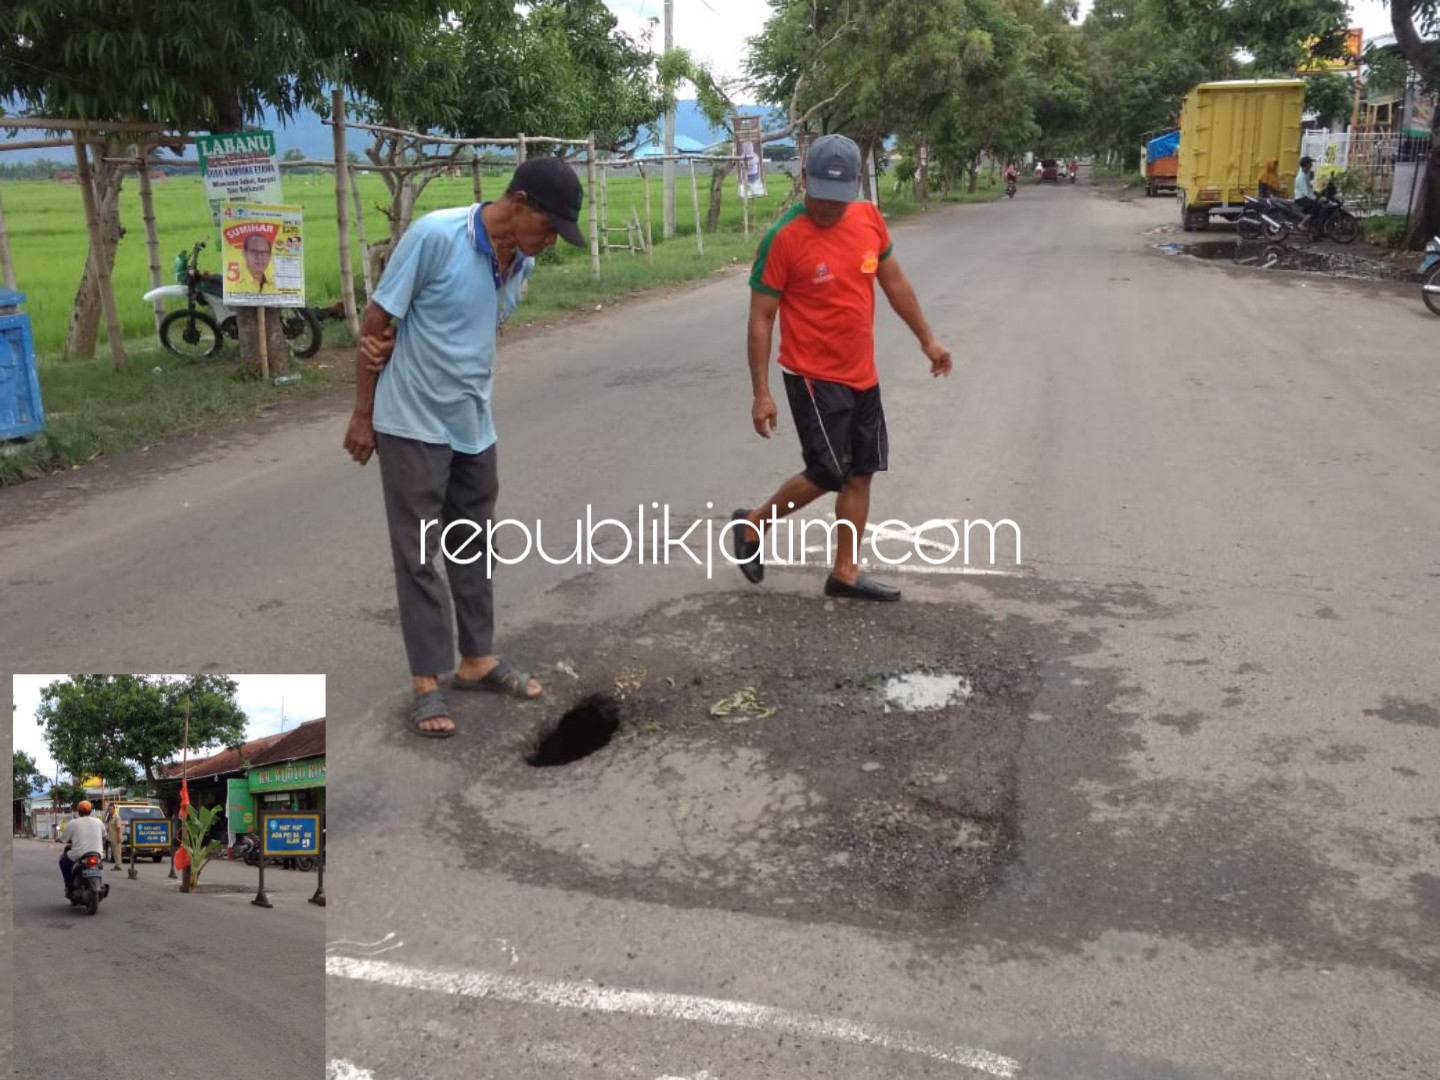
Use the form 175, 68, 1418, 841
11, 674, 325, 1080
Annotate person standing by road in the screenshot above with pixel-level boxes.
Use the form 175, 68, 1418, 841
343, 156, 588, 737
104, 804, 122, 869
729, 133, 952, 602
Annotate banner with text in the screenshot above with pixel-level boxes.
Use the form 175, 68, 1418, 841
734, 115, 767, 199
197, 130, 284, 224
219, 203, 305, 307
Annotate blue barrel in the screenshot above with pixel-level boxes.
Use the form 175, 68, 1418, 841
0, 287, 47, 440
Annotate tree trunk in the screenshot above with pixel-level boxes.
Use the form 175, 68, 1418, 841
63, 147, 127, 361
706, 163, 734, 233
1402, 105, 1440, 250
858, 137, 875, 202
916, 138, 929, 202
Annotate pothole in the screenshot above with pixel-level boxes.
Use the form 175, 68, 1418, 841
882, 671, 973, 712
526, 693, 621, 767
1158, 239, 1417, 283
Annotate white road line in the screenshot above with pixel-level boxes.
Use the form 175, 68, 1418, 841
327, 955, 1020, 1077
327, 1061, 376, 1080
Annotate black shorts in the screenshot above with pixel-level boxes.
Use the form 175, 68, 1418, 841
782, 372, 888, 492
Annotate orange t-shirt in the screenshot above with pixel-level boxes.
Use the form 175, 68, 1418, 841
749, 202, 893, 390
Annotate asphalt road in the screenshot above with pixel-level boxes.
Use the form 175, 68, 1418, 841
10, 841, 324, 1079
3, 174, 1439, 1079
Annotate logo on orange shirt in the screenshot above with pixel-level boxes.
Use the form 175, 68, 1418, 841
813, 262, 833, 283
860, 250, 879, 274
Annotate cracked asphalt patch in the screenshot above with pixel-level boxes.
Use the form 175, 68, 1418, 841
379, 579, 1439, 995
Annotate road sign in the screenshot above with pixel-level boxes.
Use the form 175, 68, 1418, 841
131, 820, 172, 848
261, 813, 321, 857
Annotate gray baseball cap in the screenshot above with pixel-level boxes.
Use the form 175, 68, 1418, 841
804, 134, 861, 203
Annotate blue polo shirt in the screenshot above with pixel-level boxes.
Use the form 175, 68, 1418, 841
371, 205, 534, 454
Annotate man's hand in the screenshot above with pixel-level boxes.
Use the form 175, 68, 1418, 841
344, 412, 377, 466
923, 339, 952, 378
359, 323, 395, 374
752, 393, 778, 438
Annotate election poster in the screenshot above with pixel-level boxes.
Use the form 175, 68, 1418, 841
218, 203, 306, 307
196, 130, 284, 224
734, 115, 767, 199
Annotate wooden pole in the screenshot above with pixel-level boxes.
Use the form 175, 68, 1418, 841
72, 135, 127, 371
640, 164, 654, 265
587, 135, 600, 279
332, 89, 360, 341
470, 157, 482, 203
689, 159, 704, 255
0, 184, 16, 291
743, 184, 750, 240
517, 134, 527, 165
349, 169, 374, 303
257, 306, 270, 381
600, 167, 610, 254
137, 150, 164, 333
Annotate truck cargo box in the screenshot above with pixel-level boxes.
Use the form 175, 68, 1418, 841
1176, 79, 1305, 231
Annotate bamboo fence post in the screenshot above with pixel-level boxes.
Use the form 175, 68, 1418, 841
136, 148, 164, 332
332, 89, 360, 340
470, 157, 482, 203
689, 159, 704, 255
72, 135, 127, 370
640, 163, 654, 265
349, 169, 374, 302
0, 184, 16, 291
587, 135, 600, 279
517, 134, 527, 166
599, 166, 609, 254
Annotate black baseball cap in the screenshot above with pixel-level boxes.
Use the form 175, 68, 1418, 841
508, 156, 586, 247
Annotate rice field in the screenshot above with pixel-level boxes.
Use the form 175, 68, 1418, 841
2, 167, 805, 355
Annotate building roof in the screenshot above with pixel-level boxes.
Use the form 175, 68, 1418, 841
249, 718, 325, 767
161, 733, 286, 781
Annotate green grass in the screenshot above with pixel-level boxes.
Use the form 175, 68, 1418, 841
1359, 214, 1410, 249
0, 169, 989, 485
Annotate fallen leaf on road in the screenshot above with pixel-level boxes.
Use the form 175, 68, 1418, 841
709, 686, 776, 722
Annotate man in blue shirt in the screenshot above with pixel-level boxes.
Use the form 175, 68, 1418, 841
344, 156, 587, 736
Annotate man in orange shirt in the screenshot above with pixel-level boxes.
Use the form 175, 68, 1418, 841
731, 133, 952, 601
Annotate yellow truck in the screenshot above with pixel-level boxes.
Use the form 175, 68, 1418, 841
1176, 79, 1306, 231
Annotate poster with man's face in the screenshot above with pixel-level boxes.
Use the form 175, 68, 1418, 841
734, 115, 767, 200
219, 203, 306, 307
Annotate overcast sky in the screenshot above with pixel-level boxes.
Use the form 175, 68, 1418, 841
11, 674, 326, 791
601, 0, 1398, 95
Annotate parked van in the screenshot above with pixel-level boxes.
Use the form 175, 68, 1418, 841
1176, 79, 1305, 231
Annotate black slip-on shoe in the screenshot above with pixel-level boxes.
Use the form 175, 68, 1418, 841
824, 573, 901, 602
730, 509, 763, 584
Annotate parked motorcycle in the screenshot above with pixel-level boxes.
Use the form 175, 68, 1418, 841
143, 241, 323, 361
1238, 182, 1358, 245
1308, 182, 1359, 244
65, 850, 109, 915
1419, 236, 1440, 317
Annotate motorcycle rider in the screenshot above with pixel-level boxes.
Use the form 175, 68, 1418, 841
1293, 156, 1319, 233
1003, 161, 1019, 184
60, 801, 105, 894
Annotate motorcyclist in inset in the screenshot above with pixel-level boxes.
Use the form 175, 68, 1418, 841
60, 800, 105, 894
1293, 156, 1320, 232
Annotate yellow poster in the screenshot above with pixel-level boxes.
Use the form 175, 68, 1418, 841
219, 203, 305, 307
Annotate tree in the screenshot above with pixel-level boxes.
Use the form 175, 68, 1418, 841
1304, 72, 1354, 127
1389, 0, 1440, 247
14, 750, 45, 801
0, 0, 448, 371
36, 675, 247, 786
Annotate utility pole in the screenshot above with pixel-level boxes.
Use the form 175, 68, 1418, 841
663, 0, 676, 239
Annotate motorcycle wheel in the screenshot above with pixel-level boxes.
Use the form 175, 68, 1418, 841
86, 883, 98, 915
280, 307, 323, 359
295, 855, 317, 872
159, 309, 222, 360
1326, 211, 1359, 244
1237, 214, 1264, 241
1422, 264, 1440, 317
1261, 219, 1288, 243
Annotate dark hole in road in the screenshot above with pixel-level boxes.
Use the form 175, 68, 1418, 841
526, 693, 621, 767
1164, 240, 1415, 283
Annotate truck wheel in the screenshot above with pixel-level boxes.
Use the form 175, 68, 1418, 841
1181, 200, 1194, 231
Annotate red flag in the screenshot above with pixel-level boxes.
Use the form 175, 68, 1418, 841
178, 778, 191, 822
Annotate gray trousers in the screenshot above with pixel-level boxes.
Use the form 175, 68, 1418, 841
376, 433, 499, 676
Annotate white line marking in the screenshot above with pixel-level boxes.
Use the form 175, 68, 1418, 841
327, 956, 1020, 1077
327, 932, 403, 956
327, 1061, 376, 1080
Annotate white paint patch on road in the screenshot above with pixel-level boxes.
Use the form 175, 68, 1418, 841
327, 1061, 376, 1080
327, 955, 1020, 1077
327, 932, 403, 956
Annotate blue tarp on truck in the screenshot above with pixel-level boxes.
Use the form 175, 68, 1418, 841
1146, 131, 1180, 162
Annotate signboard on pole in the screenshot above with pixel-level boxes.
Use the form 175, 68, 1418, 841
218, 203, 305, 307
734, 115, 767, 199
196, 130, 284, 223
226, 778, 255, 837
261, 812, 322, 857
131, 820, 172, 849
